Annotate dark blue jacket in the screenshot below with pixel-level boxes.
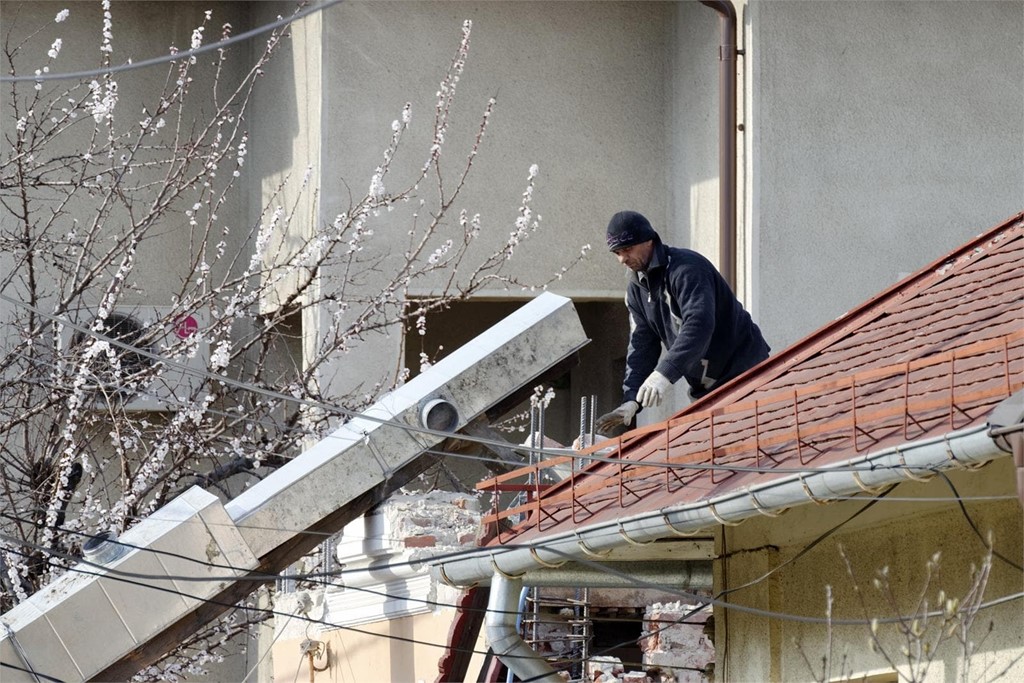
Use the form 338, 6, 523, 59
623, 240, 770, 403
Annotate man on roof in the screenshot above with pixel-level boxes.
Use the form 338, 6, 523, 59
595, 210, 771, 434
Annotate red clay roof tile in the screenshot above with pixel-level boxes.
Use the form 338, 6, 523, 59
481, 212, 1024, 546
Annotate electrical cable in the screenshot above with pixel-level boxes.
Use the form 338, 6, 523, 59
9, 462, 1020, 597
6, 293, 985, 480
2, 531, 1020, 631
4, 463, 1021, 605
0, 385, 984, 493
0, 539, 513, 623
936, 470, 1024, 572
0, 1, 347, 83
0, 661, 63, 683
3, 529, 1022, 683
0, 546, 528, 665
533, 545, 1024, 625
715, 484, 897, 599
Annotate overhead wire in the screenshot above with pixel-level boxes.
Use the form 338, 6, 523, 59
13, 298, 1019, 493
4, 293, 993, 482
2, 525, 1020, 630
0, 0, 347, 83
4, 504, 1022, 682
936, 470, 1024, 572
2, 0, 1017, 674
0, 661, 63, 683
7, 458, 1021, 598
3, 467, 1020, 630
715, 484, 895, 600
0, 544, 498, 665
0, 362, 991, 493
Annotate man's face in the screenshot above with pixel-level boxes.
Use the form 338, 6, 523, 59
612, 240, 654, 272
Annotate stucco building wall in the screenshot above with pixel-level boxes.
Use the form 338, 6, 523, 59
748, 0, 1024, 350
309, 1, 677, 401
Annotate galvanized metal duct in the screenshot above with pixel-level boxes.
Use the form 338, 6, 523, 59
0, 293, 590, 683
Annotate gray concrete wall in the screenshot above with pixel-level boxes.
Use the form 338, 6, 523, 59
315, 1, 675, 397
748, 0, 1024, 351
321, 0, 671, 298
250, 1, 323, 315
0, 1, 255, 308
669, 1, 726, 260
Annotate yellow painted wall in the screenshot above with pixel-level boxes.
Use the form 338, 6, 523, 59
273, 609, 488, 683
718, 458, 1024, 682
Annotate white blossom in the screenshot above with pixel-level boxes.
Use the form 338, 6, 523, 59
368, 168, 385, 199
87, 78, 119, 122
48, 38, 63, 60
100, 1, 113, 54
55, 9, 70, 22
210, 340, 231, 371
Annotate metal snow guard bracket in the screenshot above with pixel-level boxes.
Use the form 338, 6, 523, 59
0, 487, 256, 683
224, 292, 589, 559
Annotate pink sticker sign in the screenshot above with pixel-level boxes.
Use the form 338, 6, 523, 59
175, 315, 199, 339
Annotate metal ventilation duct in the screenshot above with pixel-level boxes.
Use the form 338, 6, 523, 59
0, 293, 589, 682
0, 488, 257, 682
223, 292, 589, 560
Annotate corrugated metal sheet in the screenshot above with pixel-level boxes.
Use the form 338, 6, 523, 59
481, 212, 1024, 546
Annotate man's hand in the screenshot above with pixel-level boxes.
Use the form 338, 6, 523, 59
637, 370, 671, 408
595, 401, 640, 435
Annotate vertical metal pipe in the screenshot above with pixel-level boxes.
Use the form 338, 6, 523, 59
529, 406, 537, 466
589, 395, 598, 444
579, 396, 588, 453
485, 573, 561, 682
538, 402, 546, 465
700, 0, 738, 292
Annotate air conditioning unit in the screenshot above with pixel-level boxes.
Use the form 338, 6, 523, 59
59, 306, 209, 412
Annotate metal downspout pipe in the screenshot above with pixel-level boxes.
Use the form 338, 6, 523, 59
700, 0, 739, 291
484, 562, 714, 680
486, 573, 562, 683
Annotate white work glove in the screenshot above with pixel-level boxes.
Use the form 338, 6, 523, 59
637, 370, 671, 408
595, 401, 640, 435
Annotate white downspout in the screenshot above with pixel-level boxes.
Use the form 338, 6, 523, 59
485, 573, 562, 683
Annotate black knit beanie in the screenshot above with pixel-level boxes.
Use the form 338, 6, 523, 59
606, 211, 658, 251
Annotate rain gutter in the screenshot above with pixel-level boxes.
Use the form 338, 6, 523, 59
988, 389, 1024, 506
432, 423, 1007, 588
700, 0, 740, 290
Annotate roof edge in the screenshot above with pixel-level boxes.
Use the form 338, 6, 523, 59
431, 424, 1007, 587
687, 211, 1024, 412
